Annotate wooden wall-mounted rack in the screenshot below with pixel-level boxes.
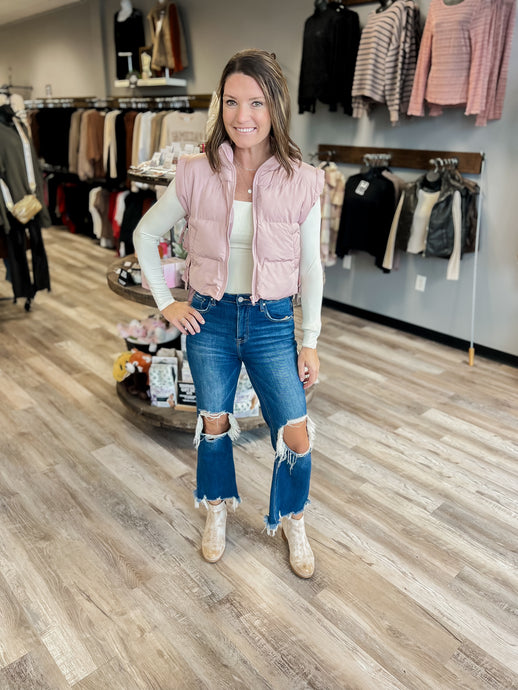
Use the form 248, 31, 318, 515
317, 143, 486, 365
318, 144, 484, 174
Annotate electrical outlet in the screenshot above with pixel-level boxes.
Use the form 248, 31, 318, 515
415, 275, 426, 292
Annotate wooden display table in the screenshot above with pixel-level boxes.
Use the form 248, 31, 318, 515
107, 255, 267, 431
115, 381, 265, 431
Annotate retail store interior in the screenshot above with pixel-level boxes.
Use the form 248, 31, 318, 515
0, 0, 517, 687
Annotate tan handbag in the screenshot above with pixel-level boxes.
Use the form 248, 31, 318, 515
0, 118, 43, 225
0, 188, 43, 224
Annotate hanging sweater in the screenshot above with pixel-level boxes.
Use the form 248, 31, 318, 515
148, 1, 188, 73
352, 0, 420, 124
298, 2, 361, 115
407, 0, 501, 121
475, 0, 517, 125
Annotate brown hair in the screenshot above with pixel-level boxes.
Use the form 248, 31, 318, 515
205, 49, 302, 176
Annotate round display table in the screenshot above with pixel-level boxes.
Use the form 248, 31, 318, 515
107, 255, 274, 431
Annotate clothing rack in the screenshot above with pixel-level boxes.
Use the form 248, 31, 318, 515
428, 157, 459, 172
363, 152, 392, 167
339, 0, 398, 5
317, 143, 486, 365
24, 94, 212, 110
318, 144, 483, 174
329, 0, 395, 6
1, 83, 33, 95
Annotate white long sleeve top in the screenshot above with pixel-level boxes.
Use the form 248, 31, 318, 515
133, 179, 323, 348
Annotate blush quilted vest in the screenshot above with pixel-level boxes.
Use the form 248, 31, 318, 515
175, 141, 324, 303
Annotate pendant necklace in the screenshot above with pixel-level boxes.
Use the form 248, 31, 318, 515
236, 161, 257, 196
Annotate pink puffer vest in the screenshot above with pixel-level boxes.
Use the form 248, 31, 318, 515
175, 141, 324, 303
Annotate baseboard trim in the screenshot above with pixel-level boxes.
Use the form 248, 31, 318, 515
323, 298, 518, 368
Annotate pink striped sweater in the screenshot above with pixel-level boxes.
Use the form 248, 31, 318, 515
408, 0, 516, 125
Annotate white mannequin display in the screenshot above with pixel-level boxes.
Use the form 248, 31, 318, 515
118, 0, 133, 22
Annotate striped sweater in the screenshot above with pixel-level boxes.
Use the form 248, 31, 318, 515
352, 0, 420, 125
408, 0, 516, 125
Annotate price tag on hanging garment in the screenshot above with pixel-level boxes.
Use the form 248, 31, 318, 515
355, 180, 370, 196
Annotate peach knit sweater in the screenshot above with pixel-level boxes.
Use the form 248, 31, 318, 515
408, 0, 516, 124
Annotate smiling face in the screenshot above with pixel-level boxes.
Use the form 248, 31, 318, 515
222, 72, 272, 158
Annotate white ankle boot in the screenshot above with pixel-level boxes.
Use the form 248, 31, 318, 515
282, 514, 315, 578
202, 501, 227, 563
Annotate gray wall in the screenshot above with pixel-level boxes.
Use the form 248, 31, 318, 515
1, 0, 517, 357
0, 0, 106, 98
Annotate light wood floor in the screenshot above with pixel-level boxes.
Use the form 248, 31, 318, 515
0, 227, 517, 689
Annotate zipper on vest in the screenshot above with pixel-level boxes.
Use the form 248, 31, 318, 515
250, 173, 258, 304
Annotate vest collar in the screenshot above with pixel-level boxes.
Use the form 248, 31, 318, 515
218, 141, 283, 185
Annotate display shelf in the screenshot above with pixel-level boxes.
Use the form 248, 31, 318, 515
107, 255, 314, 431
107, 254, 185, 307
127, 171, 172, 186
116, 382, 265, 431
114, 76, 187, 88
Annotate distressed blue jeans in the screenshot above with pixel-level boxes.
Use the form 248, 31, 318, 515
186, 292, 314, 535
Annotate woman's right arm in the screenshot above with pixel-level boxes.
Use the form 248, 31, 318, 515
133, 179, 205, 334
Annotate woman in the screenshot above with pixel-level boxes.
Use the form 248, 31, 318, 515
134, 49, 324, 578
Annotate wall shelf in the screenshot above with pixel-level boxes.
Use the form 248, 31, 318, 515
114, 76, 187, 88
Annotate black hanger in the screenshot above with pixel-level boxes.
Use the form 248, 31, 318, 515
376, 0, 395, 13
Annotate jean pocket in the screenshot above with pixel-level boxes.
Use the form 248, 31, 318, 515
261, 298, 294, 322
191, 292, 215, 314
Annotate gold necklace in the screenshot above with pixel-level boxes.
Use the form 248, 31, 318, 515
236, 164, 254, 195
235, 161, 258, 172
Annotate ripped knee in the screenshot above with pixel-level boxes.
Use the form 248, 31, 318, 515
283, 420, 310, 455
203, 411, 230, 435
276, 415, 316, 462
193, 410, 240, 448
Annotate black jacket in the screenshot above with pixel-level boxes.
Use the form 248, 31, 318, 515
298, 2, 361, 115
336, 167, 397, 271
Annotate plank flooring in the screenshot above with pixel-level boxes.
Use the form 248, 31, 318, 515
0, 226, 517, 689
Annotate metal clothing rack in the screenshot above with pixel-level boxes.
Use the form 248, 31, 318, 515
336, 0, 398, 5
24, 94, 212, 111
317, 144, 486, 365
0, 83, 33, 95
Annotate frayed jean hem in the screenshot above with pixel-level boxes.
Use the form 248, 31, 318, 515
263, 499, 310, 536
194, 492, 241, 512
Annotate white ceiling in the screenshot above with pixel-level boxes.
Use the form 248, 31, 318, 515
0, 0, 82, 27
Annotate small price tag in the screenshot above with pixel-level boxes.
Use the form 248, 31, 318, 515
355, 180, 370, 196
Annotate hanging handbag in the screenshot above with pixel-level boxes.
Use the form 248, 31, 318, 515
0, 118, 42, 225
